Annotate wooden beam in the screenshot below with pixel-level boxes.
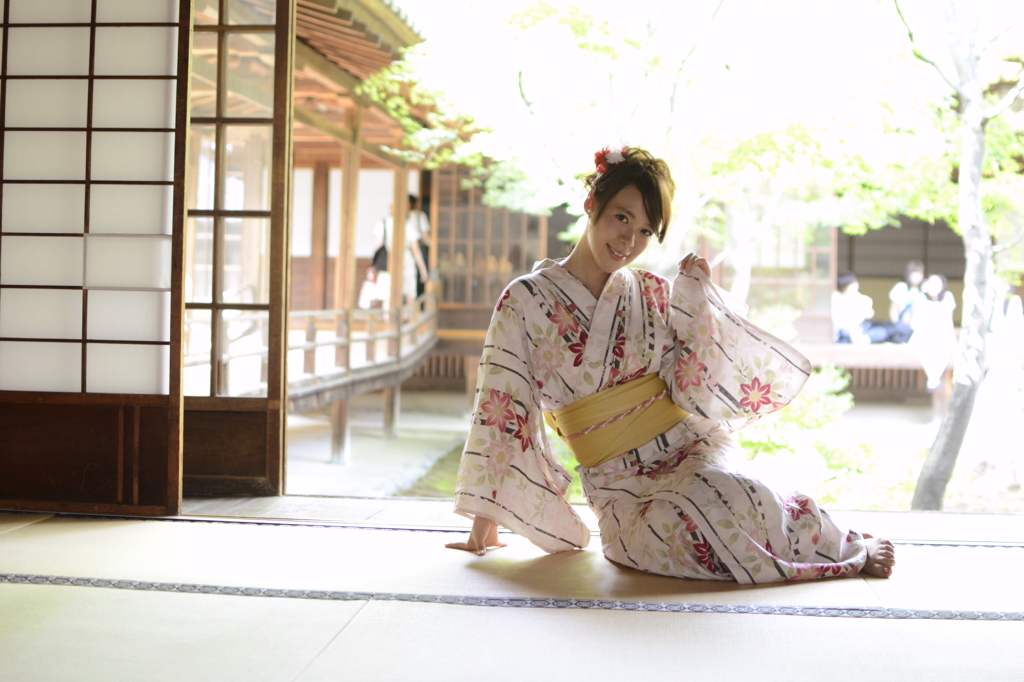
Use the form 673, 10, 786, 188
294, 104, 355, 144
294, 102, 407, 168
295, 38, 364, 98
300, 0, 422, 49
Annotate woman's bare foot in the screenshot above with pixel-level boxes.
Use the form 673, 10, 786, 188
861, 536, 896, 578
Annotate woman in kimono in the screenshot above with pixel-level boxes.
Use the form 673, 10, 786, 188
446, 147, 895, 582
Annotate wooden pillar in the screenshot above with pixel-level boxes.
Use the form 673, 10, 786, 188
334, 107, 364, 311
464, 354, 480, 414
330, 399, 351, 464
382, 386, 400, 439
310, 160, 329, 310
383, 166, 408, 439
333, 106, 363, 369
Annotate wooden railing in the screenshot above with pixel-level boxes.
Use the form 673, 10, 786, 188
285, 290, 438, 411
182, 291, 438, 405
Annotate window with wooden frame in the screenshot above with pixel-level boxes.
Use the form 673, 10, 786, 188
185, 0, 279, 398
725, 225, 835, 321
433, 166, 546, 318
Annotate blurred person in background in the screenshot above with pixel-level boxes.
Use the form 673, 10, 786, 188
886, 260, 924, 344
909, 273, 957, 391
832, 271, 890, 344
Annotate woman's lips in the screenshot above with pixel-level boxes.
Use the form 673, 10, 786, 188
607, 244, 629, 261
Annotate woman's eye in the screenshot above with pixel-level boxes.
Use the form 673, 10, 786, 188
641, 228, 653, 237
616, 214, 628, 223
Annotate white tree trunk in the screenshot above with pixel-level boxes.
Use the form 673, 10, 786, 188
912, 4, 994, 509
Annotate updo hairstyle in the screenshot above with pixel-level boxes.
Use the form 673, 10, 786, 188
582, 147, 675, 243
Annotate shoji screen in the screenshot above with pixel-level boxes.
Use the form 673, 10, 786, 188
0, 0, 189, 515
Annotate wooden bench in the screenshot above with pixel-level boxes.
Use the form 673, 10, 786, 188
799, 342, 939, 402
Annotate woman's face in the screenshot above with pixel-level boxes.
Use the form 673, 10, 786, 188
922, 274, 943, 298
584, 185, 654, 274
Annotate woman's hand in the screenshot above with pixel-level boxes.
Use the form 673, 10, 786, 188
679, 253, 711, 278
445, 515, 507, 556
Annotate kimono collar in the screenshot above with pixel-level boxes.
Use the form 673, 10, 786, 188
533, 258, 632, 302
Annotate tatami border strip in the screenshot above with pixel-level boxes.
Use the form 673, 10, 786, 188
2, 572, 1022, 622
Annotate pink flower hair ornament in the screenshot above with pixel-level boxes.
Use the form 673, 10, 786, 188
594, 145, 628, 177
585, 145, 629, 214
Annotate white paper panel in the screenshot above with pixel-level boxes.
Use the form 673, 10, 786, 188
9, 0, 92, 24
5, 79, 89, 129
0, 289, 82, 339
90, 184, 173, 235
92, 79, 176, 129
91, 132, 174, 182
86, 343, 169, 394
94, 27, 178, 76
6, 27, 91, 76
3, 132, 86, 180
0, 341, 81, 392
291, 168, 313, 257
85, 236, 171, 289
97, 0, 179, 23
88, 291, 170, 342
2, 184, 85, 234
0, 236, 83, 286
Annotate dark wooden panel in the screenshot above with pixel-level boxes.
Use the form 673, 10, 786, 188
138, 407, 170, 507
182, 410, 268, 479
0, 404, 120, 504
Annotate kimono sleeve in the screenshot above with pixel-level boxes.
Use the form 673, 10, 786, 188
660, 270, 812, 432
453, 283, 591, 553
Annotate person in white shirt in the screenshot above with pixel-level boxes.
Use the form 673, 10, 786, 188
406, 194, 430, 299
909, 274, 957, 390
832, 272, 889, 343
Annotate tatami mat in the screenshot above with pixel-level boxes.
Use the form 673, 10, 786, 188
2, 513, 1022, 682
2, 584, 1019, 682
0, 513, 51, 538
0, 583, 366, 682
1, 515, 1022, 614
295, 601, 1024, 682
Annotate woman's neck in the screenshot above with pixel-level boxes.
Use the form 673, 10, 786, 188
563, 239, 609, 298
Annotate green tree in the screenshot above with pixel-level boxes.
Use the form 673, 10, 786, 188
892, 0, 1024, 509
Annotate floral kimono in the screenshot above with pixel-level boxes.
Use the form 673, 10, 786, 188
454, 260, 867, 583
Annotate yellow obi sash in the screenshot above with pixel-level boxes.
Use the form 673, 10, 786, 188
543, 373, 689, 468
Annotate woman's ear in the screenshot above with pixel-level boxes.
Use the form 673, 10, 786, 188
583, 195, 594, 215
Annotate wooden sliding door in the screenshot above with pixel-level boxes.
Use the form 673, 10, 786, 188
182, 0, 293, 496
0, 0, 191, 515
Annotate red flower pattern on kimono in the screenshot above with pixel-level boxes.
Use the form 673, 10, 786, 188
612, 325, 626, 359
548, 301, 579, 337
480, 389, 514, 433
787, 496, 813, 521
512, 412, 534, 452
567, 331, 588, 367
739, 377, 772, 413
678, 512, 700, 533
495, 288, 511, 312
674, 350, 706, 392
640, 273, 668, 316
693, 537, 719, 574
